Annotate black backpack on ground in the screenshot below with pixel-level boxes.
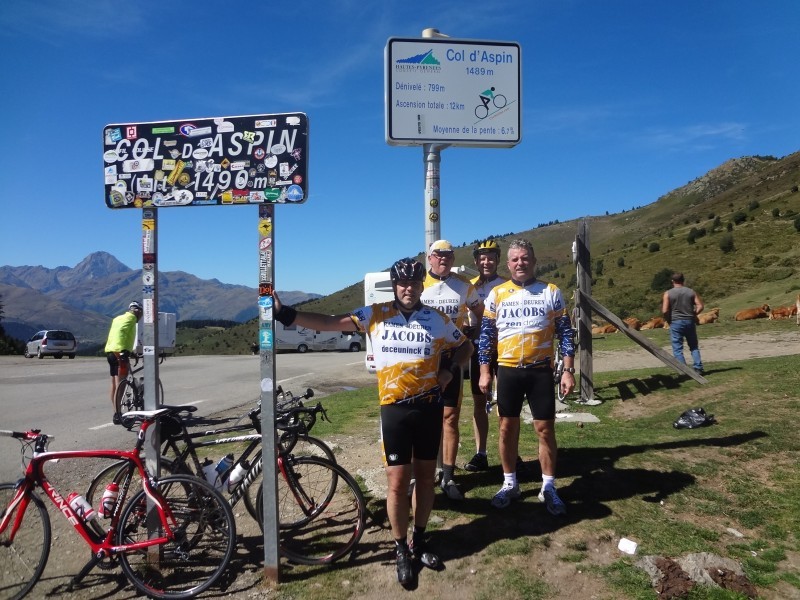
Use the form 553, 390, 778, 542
673, 407, 716, 429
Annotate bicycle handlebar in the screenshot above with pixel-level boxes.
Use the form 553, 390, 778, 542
0, 429, 53, 442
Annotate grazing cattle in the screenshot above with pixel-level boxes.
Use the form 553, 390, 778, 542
641, 316, 666, 330
769, 305, 795, 320
591, 324, 618, 334
623, 317, 642, 330
734, 304, 771, 321
697, 307, 721, 325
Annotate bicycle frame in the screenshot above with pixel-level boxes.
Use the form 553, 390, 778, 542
1, 418, 177, 559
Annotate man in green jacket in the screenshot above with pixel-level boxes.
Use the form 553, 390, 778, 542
105, 301, 143, 424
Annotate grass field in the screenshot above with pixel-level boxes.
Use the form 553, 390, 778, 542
270, 352, 800, 599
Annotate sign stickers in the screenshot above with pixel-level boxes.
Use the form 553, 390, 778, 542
103, 113, 309, 209
385, 38, 521, 148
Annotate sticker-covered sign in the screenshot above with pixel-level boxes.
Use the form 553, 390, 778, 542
385, 38, 520, 147
103, 113, 309, 208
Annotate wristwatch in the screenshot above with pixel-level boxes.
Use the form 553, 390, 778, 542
563, 367, 575, 374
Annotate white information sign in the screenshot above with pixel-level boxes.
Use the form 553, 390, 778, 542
385, 37, 521, 147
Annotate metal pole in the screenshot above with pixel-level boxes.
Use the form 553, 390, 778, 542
575, 221, 594, 402
421, 27, 450, 263
141, 207, 161, 557
257, 203, 280, 581
423, 143, 444, 261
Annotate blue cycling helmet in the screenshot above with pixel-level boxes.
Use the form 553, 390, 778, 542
390, 258, 425, 283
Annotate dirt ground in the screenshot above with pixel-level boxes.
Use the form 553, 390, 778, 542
13, 330, 800, 599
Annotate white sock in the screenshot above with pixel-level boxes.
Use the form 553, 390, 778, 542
503, 472, 518, 488
542, 474, 555, 490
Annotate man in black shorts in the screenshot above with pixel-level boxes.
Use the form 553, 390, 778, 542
272, 258, 471, 586
478, 239, 575, 515
421, 240, 483, 501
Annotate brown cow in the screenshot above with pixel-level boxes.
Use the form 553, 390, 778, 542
734, 304, 771, 321
622, 317, 642, 330
697, 307, 720, 324
641, 316, 665, 330
591, 324, 618, 334
769, 305, 795, 320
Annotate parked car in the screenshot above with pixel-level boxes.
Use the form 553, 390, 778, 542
24, 330, 78, 359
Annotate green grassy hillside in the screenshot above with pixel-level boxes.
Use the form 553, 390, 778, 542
175, 152, 800, 355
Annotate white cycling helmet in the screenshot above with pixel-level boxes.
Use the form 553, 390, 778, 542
129, 301, 143, 311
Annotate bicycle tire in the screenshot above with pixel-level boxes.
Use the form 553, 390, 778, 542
117, 474, 235, 599
256, 456, 365, 565
114, 380, 140, 428
243, 435, 337, 523
0, 482, 52, 600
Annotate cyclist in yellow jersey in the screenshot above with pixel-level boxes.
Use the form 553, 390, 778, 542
272, 258, 471, 586
421, 240, 482, 501
478, 239, 575, 515
464, 240, 507, 473
104, 301, 143, 424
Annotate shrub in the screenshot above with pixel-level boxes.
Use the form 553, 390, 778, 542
748, 200, 760, 211
617, 257, 625, 268
772, 207, 780, 218
732, 211, 747, 225
648, 242, 660, 253
727, 222, 734, 232
719, 233, 735, 253
794, 216, 800, 233
594, 259, 604, 276
651, 268, 673, 291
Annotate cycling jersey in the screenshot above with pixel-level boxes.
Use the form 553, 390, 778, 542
421, 271, 482, 332
349, 301, 465, 406
478, 278, 574, 368
468, 273, 507, 328
104, 312, 138, 353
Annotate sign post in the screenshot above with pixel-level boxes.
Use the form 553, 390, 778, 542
103, 112, 309, 581
385, 33, 521, 252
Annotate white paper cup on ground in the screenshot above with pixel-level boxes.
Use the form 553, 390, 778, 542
618, 537, 638, 555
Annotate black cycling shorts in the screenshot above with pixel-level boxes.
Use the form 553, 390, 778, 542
496, 365, 555, 421
107, 352, 130, 378
469, 349, 497, 395
380, 401, 444, 466
441, 368, 463, 409
107, 352, 120, 377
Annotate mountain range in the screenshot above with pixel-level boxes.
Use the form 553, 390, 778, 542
0, 253, 320, 349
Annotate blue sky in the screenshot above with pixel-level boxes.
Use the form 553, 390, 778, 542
2, 1, 799, 296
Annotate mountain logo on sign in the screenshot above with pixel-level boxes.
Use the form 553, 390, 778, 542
396, 49, 440, 65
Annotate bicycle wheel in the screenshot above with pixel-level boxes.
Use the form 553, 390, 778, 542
0, 482, 52, 600
115, 380, 140, 428
243, 436, 337, 523
257, 456, 366, 565
117, 475, 235, 599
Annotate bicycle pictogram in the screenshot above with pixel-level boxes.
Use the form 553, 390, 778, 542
475, 86, 507, 120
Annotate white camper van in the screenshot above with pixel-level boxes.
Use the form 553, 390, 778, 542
363, 271, 395, 373
274, 322, 362, 353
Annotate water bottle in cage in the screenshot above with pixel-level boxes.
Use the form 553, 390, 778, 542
98, 482, 119, 518
228, 460, 250, 492
67, 492, 97, 522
